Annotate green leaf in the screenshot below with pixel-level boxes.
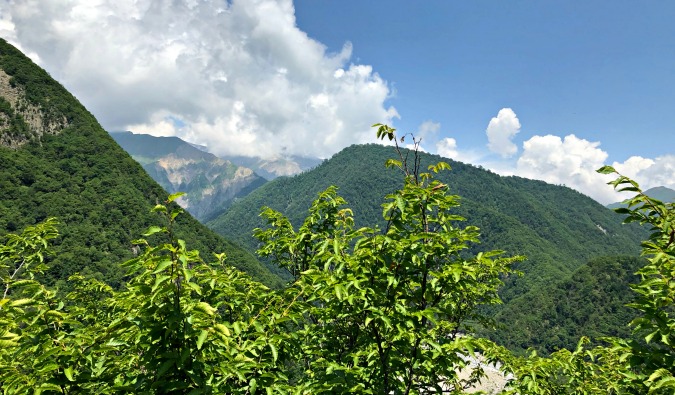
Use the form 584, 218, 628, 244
197, 330, 208, 350
596, 165, 616, 174
9, 298, 34, 307
152, 259, 172, 274
64, 367, 75, 382
269, 343, 278, 362
151, 274, 171, 293
249, 378, 257, 394
194, 301, 216, 316
167, 191, 186, 203
142, 225, 164, 236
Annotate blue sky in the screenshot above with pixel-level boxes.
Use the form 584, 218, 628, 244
1, 0, 672, 203
295, 0, 674, 163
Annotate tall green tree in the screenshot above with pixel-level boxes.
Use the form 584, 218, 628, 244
256, 124, 521, 393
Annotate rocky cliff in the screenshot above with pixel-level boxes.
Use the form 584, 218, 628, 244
0, 69, 68, 148
110, 131, 267, 221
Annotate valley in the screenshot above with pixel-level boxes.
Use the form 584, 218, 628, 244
1, 36, 673, 393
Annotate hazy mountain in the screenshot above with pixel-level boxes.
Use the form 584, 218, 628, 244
607, 186, 675, 209
222, 154, 323, 180
110, 131, 267, 221
0, 38, 281, 288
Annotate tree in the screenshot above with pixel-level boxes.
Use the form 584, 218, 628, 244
255, 124, 521, 393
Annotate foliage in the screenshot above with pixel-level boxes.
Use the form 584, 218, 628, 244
495, 337, 628, 394
254, 124, 522, 393
598, 165, 675, 393
0, 195, 290, 394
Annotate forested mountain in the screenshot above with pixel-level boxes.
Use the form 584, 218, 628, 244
109, 131, 267, 221
208, 144, 648, 352
0, 38, 281, 288
209, 143, 646, 300
2, 38, 674, 393
485, 255, 644, 354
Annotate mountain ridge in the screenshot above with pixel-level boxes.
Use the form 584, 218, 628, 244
110, 131, 267, 221
209, 143, 647, 300
607, 186, 675, 209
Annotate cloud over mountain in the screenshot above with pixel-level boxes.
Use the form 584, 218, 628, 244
1, 0, 397, 158
514, 134, 675, 204
486, 108, 520, 158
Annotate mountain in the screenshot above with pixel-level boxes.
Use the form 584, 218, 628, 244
0, 38, 281, 288
485, 255, 644, 354
222, 154, 323, 180
607, 186, 675, 209
109, 131, 267, 222
208, 144, 647, 301
208, 144, 649, 352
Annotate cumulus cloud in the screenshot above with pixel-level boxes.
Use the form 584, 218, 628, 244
612, 155, 675, 196
515, 134, 616, 202
436, 137, 458, 159
486, 108, 520, 158
0, 0, 397, 158
513, 134, 675, 204
417, 120, 440, 140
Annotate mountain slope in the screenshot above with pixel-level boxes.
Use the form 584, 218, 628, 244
110, 131, 267, 221
209, 144, 646, 301
607, 186, 675, 209
485, 255, 644, 354
0, 38, 281, 288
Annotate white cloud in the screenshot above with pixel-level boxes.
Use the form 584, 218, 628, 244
512, 134, 675, 204
436, 137, 458, 159
0, 0, 397, 158
486, 108, 520, 158
417, 120, 440, 140
612, 155, 675, 196
515, 134, 619, 203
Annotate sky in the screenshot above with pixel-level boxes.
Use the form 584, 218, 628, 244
0, 0, 673, 204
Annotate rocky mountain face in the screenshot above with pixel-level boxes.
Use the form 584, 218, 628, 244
0, 68, 69, 148
222, 154, 323, 180
110, 131, 267, 222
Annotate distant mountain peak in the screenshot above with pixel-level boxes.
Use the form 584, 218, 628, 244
606, 186, 675, 209
110, 131, 267, 221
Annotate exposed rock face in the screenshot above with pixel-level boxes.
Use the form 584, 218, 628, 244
110, 131, 266, 222
145, 153, 266, 221
0, 69, 68, 148
220, 154, 322, 180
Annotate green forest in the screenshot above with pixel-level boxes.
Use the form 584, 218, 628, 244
1, 38, 675, 393
207, 141, 647, 354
